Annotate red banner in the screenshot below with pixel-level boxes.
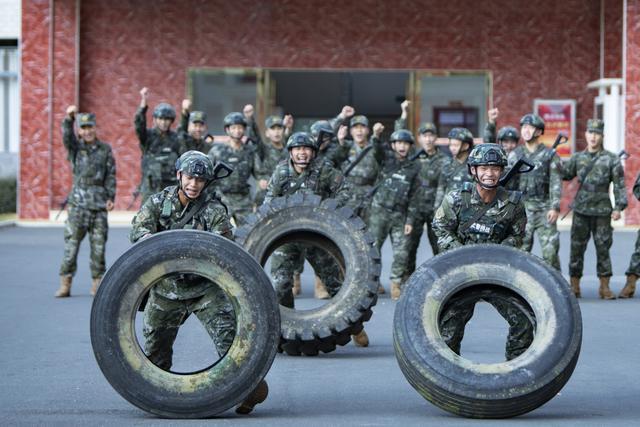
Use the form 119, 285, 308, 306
533, 100, 576, 159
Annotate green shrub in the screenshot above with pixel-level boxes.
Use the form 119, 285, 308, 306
0, 178, 17, 213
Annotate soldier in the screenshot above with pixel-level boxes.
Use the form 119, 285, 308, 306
433, 144, 530, 361
434, 127, 474, 209
620, 172, 640, 298
394, 101, 448, 272
254, 115, 290, 207
177, 99, 213, 155
135, 87, 180, 204
208, 112, 257, 227
368, 127, 421, 300
56, 106, 116, 298
508, 113, 562, 271
265, 132, 369, 346
130, 150, 268, 415
563, 119, 627, 299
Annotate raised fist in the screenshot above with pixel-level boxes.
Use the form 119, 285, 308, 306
283, 114, 294, 129
488, 108, 499, 124
66, 105, 77, 117
140, 87, 149, 98
401, 100, 411, 112
373, 122, 384, 137
182, 99, 192, 112
337, 125, 348, 143
340, 105, 355, 119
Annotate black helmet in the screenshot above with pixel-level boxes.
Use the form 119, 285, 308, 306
390, 129, 415, 144
309, 120, 334, 140
497, 126, 520, 142
223, 112, 247, 128
519, 114, 545, 134
153, 103, 176, 120
286, 132, 317, 151
467, 144, 508, 167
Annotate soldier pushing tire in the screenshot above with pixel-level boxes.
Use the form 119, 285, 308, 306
393, 244, 582, 418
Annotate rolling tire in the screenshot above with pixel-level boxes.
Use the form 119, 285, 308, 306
90, 230, 280, 418
235, 193, 381, 356
393, 244, 582, 418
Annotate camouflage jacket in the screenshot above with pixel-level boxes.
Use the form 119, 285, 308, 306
177, 112, 213, 155
508, 144, 562, 212
62, 117, 116, 210
634, 172, 640, 201
435, 156, 474, 208
134, 106, 180, 185
433, 183, 526, 252
264, 157, 351, 206
371, 136, 421, 225
331, 140, 380, 187
254, 140, 287, 182
414, 147, 448, 213
130, 185, 233, 300
483, 121, 497, 144
208, 142, 256, 195
563, 149, 627, 216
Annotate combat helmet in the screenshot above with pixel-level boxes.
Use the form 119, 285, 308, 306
310, 120, 335, 140
390, 129, 415, 144
223, 112, 247, 128
153, 103, 176, 120
286, 132, 317, 151
448, 127, 474, 147
175, 150, 215, 181
520, 113, 545, 134
497, 126, 520, 142
467, 144, 508, 167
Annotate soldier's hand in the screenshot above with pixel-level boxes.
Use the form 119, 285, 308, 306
259, 179, 269, 190
205, 134, 215, 144
488, 108, 499, 124
401, 100, 411, 113
140, 87, 149, 107
373, 122, 384, 137
66, 105, 77, 118
546, 209, 559, 224
337, 125, 348, 144
404, 224, 413, 235
106, 200, 115, 211
340, 105, 355, 119
283, 114, 294, 129
182, 99, 192, 113
243, 104, 254, 119
611, 210, 621, 221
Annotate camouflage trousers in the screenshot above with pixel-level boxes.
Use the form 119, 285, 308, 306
271, 243, 343, 308
404, 209, 438, 282
345, 184, 374, 225
439, 294, 535, 361
143, 285, 236, 371
368, 206, 409, 283
220, 192, 253, 227
626, 229, 640, 276
59, 205, 108, 278
570, 213, 613, 278
521, 208, 561, 271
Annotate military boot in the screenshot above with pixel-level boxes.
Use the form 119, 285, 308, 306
390, 281, 401, 301
314, 276, 330, 299
55, 275, 72, 298
352, 328, 369, 347
235, 379, 269, 415
598, 276, 616, 300
292, 273, 301, 296
619, 274, 638, 299
570, 277, 581, 298
90, 276, 102, 296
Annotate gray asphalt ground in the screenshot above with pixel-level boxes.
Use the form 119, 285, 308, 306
1, 224, 639, 426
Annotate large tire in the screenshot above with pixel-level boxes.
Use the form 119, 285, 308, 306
235, 193, 381, 356
393, 244, 582, 418
90, 230, 280, 418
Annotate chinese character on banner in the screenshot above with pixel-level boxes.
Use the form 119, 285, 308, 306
533, 99, 576, 159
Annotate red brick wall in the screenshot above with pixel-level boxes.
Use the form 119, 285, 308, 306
604, 0, 623, 78
22, 0, 633, 220
625, 0, 640, 224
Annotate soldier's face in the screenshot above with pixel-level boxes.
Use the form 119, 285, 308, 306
154, 117, 173, 132
585, 130, 603, 150
419, 132, 437, 151
79, 125, 96, 142
449, 139, 467, 157
392, 140, 411, 158
266, 125, 284, 143
188, 121, 207, 140
500, 139, 518, 154
471, 165, 503, 187
178, 172, 207, 199
520, 124, 540, 142
290, 146, 315, 167
226, 124, 245, 141
350, 124, 369, 144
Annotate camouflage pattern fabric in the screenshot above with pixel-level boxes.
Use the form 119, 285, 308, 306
483, 121, 497, 144
433, 183, 530, 360
435, 156, 474, 209
569, 213, 614, 278
135, 106, 180, 203
254, 142, 287, 207
59, 117, 116, 279
522, 209, 561, 270
130, 185, 234, 370
627, 173, 640, 276
177, 112, 213, 155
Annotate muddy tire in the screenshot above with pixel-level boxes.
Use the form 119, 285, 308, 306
235, 193, 381, 356
90, 230, 280, 418
393, 244, 582, 418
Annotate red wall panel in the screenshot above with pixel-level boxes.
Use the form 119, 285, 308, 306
625, 0, 640, 224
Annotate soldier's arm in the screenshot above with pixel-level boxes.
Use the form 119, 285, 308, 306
432, 192, 463, 252
434, 168, 447, 209
405, 171, 421, 227
562, 154, 577, 181
483, 121, 497, 144
326, 167, 352, 208
206, 204, 234, 241
501, 200, 527, 247
134, 106, 149, 150
105, 146, 117, 203
548, 153, 562, 211
612, 156, 628, 211
395, 100, 410, 131
61, 116, 79, 160
130, 195, 161, 243
634, 173, 640, 201
263, 170, 281, 205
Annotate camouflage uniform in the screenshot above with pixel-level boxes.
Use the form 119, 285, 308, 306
563, 148, 627, 278
131, 182, 235, 370
508, 144, 563, 270
484, 123, 520, 191
265, 149, 351, 308
135, 105, 181, 203
368, 132, 421, 285
433, 144, 531, 361
208, 142, 256, 227
253, 116, 288, 207
177, 111, 213, 155
59, 114, 116, 280
626, 173, 640, 277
